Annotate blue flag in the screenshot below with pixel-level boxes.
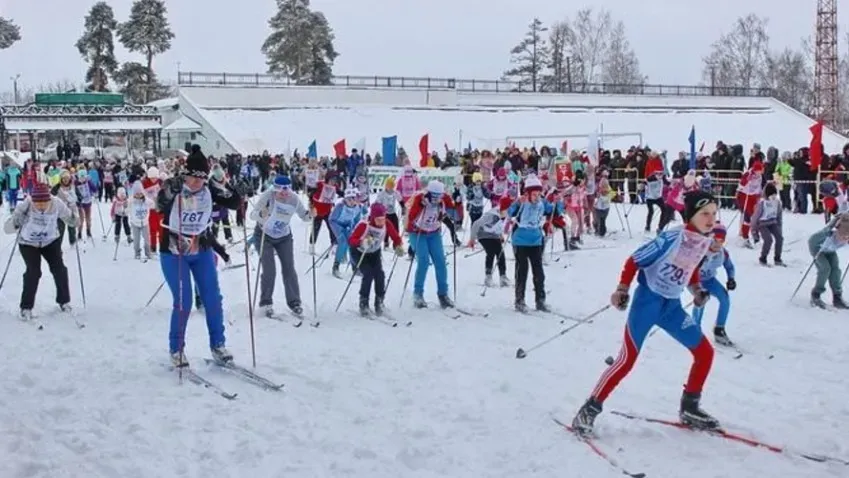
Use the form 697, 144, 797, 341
382, 136, 397, 165
688, 126, 696, 170
307, 140, 317, 159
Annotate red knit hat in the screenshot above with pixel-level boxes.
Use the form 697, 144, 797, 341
31, 183, 51, 202
369, 202, 387, 219
499, 196, 513, 211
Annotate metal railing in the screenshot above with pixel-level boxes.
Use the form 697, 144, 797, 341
177, 72, 772, 98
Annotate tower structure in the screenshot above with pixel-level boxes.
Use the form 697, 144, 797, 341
814, 0, 839, 126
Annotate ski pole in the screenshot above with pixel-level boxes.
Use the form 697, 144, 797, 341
398, 232, 422, 307
334, 246, 367, 312
145, 280, 165, 308
241, 206, 257, 368
515, 304, 611, 359
74, 238, 86, 309
95, 200, 106, 237
463, 248, 484, 258
452, 239, 457, 303
102, 222, 114, 242
0, 228, 22, 292
310, 221, 318, 321
250, 226, 268, 314
384, 251, 401, 291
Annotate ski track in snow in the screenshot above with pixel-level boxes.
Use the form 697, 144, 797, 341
0, 201, 846, 478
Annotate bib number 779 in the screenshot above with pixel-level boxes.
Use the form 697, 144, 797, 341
659, 263, 686, 285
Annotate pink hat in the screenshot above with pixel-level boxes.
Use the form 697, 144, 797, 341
369, 202, 387, 219
31, 183, 51, 202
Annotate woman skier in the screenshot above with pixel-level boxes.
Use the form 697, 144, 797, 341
405, 180, 456, 308
251, 175, 311, 318
156, 145, 243, 367
506, 174, 554, 312
329, 188, 365, 278
4, 183, 76, 319
572, 191, 720, 435
348, 202, 404, 316
468, 196, 513, 287
128, 181, 154, 260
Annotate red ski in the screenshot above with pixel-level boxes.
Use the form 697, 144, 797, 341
552, 417, 646, 478
611, 410, 849, 466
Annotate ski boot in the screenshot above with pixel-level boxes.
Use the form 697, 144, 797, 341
20, 309, 33, 321
359, 297, 371, 317
170, 351, 189, 368
59, 303, 73, 313
811, 291, 827, 309
262, 305, 276, 318
127, 236, 133, 245
413, 294, 427, 309
758, 256, 768, 266
713, 326, 734, 346
679, 392, 720, 430
374, 296, 385, 316
535, 301, 551, 313
135, 252, 141, 260
568, 237, 581, 250
742, 238, 754, 249
499, 275, 511, 287
210, 345, 233, 365
332, 261, 343, 279
572, 397, 603, 436
438, 295, 455, 309
484, 274, 494, 287
774, 257, 786, 267
514, 300, 528, 313
290, 303, 304, 316
833, 294, 849, 309
114, 236, 120, 244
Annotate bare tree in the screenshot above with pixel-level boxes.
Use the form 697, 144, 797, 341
564, 7, 613, 90
760, 45, 813, 113
0, 80, 84, 104
601, 20, 646, 93
542, 21, 570, 92
838, 33, 849, 130
702, 13, 770, 90
502, 18, 549, 92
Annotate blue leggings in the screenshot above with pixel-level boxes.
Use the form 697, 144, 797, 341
692, 277, 730, 328
409, 231, 449, 297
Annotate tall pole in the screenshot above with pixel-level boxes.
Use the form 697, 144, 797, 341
11, 74, 20, 104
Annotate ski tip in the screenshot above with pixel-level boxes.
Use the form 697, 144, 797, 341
515, 348, 527, 359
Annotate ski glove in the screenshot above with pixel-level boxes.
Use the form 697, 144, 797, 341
394, 246, 405, 257
610, 284, 630, 311
691, 287, 710, 307
726, 278, 736, 291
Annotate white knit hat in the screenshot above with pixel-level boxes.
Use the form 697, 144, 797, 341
147, 166, 159, 178
344, 187, 358, 199
524, 174, 543, 192
426, 180, 444, 195
131, 181, 144, 196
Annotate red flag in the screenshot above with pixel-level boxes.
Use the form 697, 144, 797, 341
809, 121, 823, 171
419, 133, 429, 167
333, 139, 347, 158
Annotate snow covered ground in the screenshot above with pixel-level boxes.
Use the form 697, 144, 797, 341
0, 200, 847, 478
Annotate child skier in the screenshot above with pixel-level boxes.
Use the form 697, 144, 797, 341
110, 187, 132, 244
572, 191, 720, 435
142, 166, 163, 253
309, 171, 341, 253
209, 165, 234, 243
74, 169, 95, 242
468, 196, 513, 287
594, 171, 612, 237
4, 183, 76, 319
51, 170, 79, 246
251, 175, 311, 317
750, 183, 785, 266
374, 176, 403, 248
406, 180, 456, 308
348, 202, 404, 316
507, 174, 554, 312
808, 213, 849, 309
449, 176, 465, 231
329, 188, 365, 278
736, 160, 764, 248
156, 145, 243, 367
128, 182, 154, 260
466, 172, 488, 225
692, 222, 737, 345
644, 171, 665, 233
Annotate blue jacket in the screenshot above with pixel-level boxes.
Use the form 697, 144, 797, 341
329, 201, 363, 237
699, 248, 735, 282
507, 198, 553, 246
347, 155, 364, 178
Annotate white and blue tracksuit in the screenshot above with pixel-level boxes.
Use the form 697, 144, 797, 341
408, 193, 450, 298
507, 198, 553, 304
329, 200, 364, 265
692, 248, 735, 328
157, 178, 241, 354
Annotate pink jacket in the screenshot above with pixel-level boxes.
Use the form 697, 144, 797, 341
397, 175, 420, 201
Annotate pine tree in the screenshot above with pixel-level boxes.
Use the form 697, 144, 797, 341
75, 2, 119, 92
0, 17, 21, 50
262, 0, 339, 85
502, 18, 549, 92
117, 0, 174, 103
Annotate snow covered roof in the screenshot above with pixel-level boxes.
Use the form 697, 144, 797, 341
147, 97, 179, 109
163, 115, 202, 133
3, 119, 161, 132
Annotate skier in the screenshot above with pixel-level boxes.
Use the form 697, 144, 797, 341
808, 213, 849, 309
572, 191, 720, 435
51, 170, 79, 246
157, 145, 243, 367
329, 188, 365, 278
466, 172, 488, 226
644, 170, 666, 233
251, 175, 311, 317
691, 222, 737, 345
110, 187, 132, 244
74, 169, 95, 242
374, 176, 403, 249
736, 160, 764, 248
348, 202, 404, 316
4, 183, 76, 319
309, 171, 341, 253
405, 180, 456, 308
487, 167, 512, 207
750, 183, 785, 267
594, 171, 612, 237
142, 166, 163, 253
209, 164, 234, 243
467, 195, 513, 287
128, 181, 154, 260
506, 174, 554, 312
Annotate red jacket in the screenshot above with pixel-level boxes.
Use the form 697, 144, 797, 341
349, 219, 402, 249
310, 181, 340, 218
405, 191, 455, 234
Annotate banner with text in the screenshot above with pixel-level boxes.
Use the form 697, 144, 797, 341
367, 166, 462, 192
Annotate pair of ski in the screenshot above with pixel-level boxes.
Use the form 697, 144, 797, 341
23, 308, 85, 331
173, 359, 284, 400
438, 306, 490, 320
517, 306, 578, 323
554, 410, 848, 477
353, 308, 412, 327
266, 309, 319, 328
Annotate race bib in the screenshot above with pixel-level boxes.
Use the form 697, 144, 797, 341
22, 210, 57, 243
169, 188, 213, 236
646, 229, 712, 298
414, 203, 441, 231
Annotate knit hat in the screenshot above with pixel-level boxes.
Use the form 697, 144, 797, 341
147, 166, 159, 178
384, 176, 396, 188
683, 190, 717, 221
763, 183, 777, 198
31, 183, 51, 202
131, 181, 144, 196
499, 195, 513, 211
426, 180, 444, 196
712, 222, 727, 241
273, 175, 292, 189
472, 172, 483, 183
184, 144, 209, 179
344, 187, 358, 199
369, 202, 387, 219
117, 187, 127, 198
751, 160, 764, 173
524, 174, 543, 192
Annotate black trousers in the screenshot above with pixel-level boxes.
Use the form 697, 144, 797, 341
480, 238, 506, 276
513, 245, 545, 304
114, 215, 131, 239
19, 239, 70, 310
385, 213, 399, 247
595, 208, 609, 237
213, 214, 233, 241
351, 250, 385, 301
311, 216, 336, 245
645, 198, 663, 230
58, 220, 76, 246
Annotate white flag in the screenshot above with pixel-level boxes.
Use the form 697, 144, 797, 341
587, 131, 599, 164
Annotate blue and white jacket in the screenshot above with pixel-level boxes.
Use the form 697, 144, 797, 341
507, 198, 554, 247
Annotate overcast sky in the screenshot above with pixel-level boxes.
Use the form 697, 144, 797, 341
0, 0, 846, 91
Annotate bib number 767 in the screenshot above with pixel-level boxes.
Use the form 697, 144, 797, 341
659, 263, 686, 285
